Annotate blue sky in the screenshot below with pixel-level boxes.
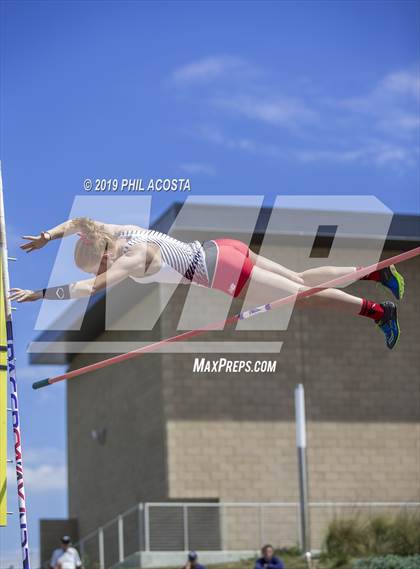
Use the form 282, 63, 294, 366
0, 0, 419, 566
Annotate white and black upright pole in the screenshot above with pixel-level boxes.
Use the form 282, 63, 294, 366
0, 163, 31, 569
295, 383, 310, 559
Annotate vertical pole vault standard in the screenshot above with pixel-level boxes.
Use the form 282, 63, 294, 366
295, 384, 310, 556
0, 164, 31, 569
0, 260, 8, 527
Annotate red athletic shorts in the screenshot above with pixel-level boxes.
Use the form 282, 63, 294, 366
203, 239, 255, 297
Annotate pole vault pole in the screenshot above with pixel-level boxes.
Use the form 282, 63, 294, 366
32, 245, 420, 390
0, 164, 31, 569
295, 384, 310, 558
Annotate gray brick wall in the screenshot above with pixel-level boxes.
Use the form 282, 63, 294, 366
67, 329, 168, 537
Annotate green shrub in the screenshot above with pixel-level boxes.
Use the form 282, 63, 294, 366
276, 545, 302, 556
388, 512, 420, 555
323, 511, 420, 562
352, 554, 420, 569
368, 516, 395, 555
324, 516, 371, 559
80, 555, 100, 569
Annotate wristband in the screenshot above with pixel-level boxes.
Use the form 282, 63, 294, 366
43, 231, 52, 241
40, 284, 71, 300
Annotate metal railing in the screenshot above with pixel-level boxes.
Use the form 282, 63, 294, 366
73, 501, 420, 569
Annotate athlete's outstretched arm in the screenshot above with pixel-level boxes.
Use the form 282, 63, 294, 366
20, 218, 144, 253
19, 218, 86, 252
9, 249, 142, 303
40, 218, 143, 241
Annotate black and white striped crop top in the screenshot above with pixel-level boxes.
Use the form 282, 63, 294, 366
120, 229, 209, 286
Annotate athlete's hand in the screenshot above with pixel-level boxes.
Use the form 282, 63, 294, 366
20, 232, 51, 253
9, 288, 42, 303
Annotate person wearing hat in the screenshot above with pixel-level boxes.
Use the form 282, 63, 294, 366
182, 551, 206, 569
49, 536, 83, 569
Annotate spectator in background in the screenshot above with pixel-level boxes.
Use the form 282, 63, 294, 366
49, 536, 83, 569
183, 551, 206, 569
255, 544, 285, 569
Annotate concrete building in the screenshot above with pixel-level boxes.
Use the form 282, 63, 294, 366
34, 203, 420, 567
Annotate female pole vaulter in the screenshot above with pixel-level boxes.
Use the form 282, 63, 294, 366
10, 217, 404, 349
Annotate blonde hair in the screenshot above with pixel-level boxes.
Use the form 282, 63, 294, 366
73, 217, 115, 271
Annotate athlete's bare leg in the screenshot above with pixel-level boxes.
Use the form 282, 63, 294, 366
249, 251, 358, 287
241, 265, 362, 315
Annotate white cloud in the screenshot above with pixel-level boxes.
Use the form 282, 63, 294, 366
377, 112, 420, 135
172, 55, 253, 84
198, 125, 286, 159
8, 463, 67, 492
24, 446, 66, 466
13, 364, 65, 382
26, 465, 67, 492
175, 58, 419, 170
179, 162, 215, 175
199, 124, 419, 169
381, 69, 420, 98
7, 446, 67, 493
213, 93, 318, 129
199, 125, 254, 152
296, 140, 419, 168
339, 68, 420, 135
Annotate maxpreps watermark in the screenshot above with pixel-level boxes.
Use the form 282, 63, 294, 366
193, 358, 277, 373
83, 178, 191, 192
